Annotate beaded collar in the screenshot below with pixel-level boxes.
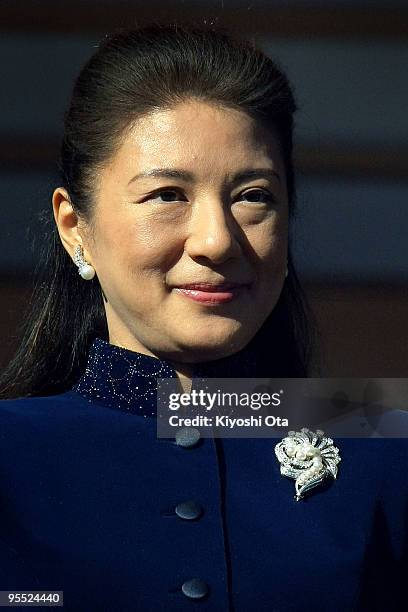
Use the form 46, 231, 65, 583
72, 337, 259, 417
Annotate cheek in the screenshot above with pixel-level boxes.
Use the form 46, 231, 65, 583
246, 214, 288, 263
98, 216, 180, 275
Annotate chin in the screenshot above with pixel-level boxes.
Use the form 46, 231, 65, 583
175, 325, 251, 359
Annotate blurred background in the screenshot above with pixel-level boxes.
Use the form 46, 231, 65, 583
1, 0, 407, 376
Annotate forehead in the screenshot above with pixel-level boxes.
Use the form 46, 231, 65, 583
110, 100, 283, 177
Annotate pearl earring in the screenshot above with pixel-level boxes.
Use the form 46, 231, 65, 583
285, 266, 288, 278
73, 245, 95, 280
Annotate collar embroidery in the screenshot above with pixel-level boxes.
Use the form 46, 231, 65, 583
72, 338, 258, 417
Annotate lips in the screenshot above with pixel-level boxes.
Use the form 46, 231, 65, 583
174, 282, 248, 292
173, 283, 248, 305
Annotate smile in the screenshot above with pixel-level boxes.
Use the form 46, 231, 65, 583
172, 285, 248, 304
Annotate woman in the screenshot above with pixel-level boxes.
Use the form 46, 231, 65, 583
0, 23, 406, 612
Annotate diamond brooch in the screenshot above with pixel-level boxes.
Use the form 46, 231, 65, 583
274, 428, 341, 501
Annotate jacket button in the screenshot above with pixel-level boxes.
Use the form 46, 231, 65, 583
175, 427, 201, 448
175, 500, 203, 520
181, 578, 209, 599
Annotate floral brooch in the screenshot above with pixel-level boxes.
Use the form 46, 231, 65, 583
274, 428, 341, 501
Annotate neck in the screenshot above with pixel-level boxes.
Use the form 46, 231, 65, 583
170, 361, 194, 394
175, 372, 193, 394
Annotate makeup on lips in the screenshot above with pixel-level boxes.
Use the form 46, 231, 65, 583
172, 282, 250, 305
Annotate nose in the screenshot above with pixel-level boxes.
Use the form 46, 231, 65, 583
184, 199, 242, 265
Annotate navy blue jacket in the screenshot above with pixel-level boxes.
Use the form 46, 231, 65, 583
0, 338, 407, 611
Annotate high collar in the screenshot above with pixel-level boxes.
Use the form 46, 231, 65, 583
72, 337, 258, 417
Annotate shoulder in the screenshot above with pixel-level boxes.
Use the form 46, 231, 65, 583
375, 407, 408, 436
0, 391, 111, 443
325, 402, 408, 441
0, 391, 87, 421
0, 391, 154, 451
0, 392, 89, 448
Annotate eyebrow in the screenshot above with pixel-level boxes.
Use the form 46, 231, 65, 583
127, 167, 281, 186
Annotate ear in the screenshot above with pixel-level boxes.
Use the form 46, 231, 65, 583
52, 187, 92, 263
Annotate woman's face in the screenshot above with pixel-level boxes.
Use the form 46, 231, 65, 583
83, 99, 289, 362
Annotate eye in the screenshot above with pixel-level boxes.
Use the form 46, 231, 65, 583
238, 189, 276, 205
141, 187, 276, 205
144, 188, 187, 204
